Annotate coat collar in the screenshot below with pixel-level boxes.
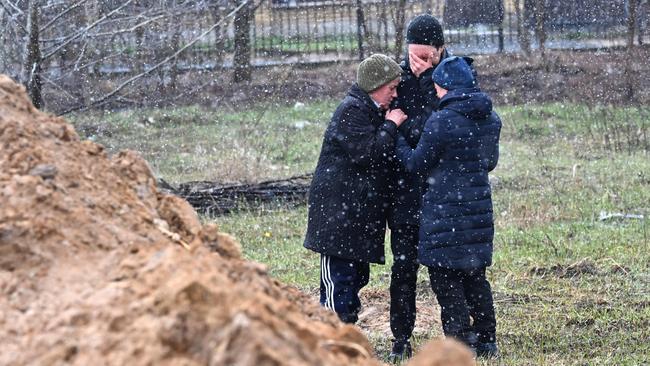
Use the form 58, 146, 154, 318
349, 83, 382, 114
438, 88, 493, 120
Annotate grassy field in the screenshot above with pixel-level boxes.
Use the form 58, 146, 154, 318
70, 101, 649, 365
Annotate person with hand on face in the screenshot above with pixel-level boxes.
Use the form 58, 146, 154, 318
304, 54, 407, 326
395, 56, 502, 359
386, 13, 449, 363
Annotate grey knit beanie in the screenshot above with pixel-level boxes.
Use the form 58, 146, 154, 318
357, 54, 402, 93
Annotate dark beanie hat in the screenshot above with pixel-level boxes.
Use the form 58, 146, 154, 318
406, 14, 444, 47
432, 56, 476, 90
357, 54, 403, 93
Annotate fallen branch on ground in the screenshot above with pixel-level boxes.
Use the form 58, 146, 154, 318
161, 174, 312, 216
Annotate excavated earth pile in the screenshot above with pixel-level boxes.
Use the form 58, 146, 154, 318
0, 75, 475, 366
0, 75, 382, 366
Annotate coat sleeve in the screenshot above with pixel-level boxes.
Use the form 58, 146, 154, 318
485, 113, 502, 172
333, 105, 398, 168
398, 111, 429, 148
418, 67, 438, 107
396, 113, 446, 174
397, 68, 439, 148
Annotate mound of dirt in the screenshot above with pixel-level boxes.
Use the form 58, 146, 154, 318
0, 75, 381, 365
408, 338, 475, 366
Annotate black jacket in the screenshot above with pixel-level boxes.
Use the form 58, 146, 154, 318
304, 84, 398, 264
396, 88, 501, 269
389, 50, 450, 227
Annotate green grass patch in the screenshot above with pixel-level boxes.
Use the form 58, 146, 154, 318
69, 101, 338, 183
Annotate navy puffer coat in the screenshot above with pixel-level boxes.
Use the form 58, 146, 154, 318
395, 88, 502, 269
304, 84, 398, 264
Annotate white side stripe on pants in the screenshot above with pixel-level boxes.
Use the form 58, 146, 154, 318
325, 255, 335, 310
321, 255, 335, 311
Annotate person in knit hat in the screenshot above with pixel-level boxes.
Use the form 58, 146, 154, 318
396, 55, 501, 359
386, 13, 450, 362
304, 54, 407, 325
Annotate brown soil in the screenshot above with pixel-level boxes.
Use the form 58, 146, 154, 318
358, 283, 442, 342
407, 338, 475, 366
0, 75, 384, 365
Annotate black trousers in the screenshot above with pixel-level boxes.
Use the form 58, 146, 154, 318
319, 254, 370, 324
428, 266, 497, 346
389, 225, 420, 341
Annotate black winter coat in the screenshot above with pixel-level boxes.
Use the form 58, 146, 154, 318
389, 50, 450, 227
304, 84, 398, 264
395, 88, 502, 270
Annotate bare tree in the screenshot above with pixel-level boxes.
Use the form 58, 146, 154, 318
233, 0, 252, 82
638, 0, 648, 45
209, 1, 228, 68
355, 0, 366, 60
1, 0, 245, 112
628, 0, 640, 49
514, 0, 531, 55
625, 0, 640, 101
22, 1, 42, 109
533, 0, 547, 60
392, 0, 407, 61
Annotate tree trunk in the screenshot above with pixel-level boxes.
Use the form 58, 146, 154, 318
625, 0, 639, 101
134, 18, 146, 75
638, 1, 647, 45
393, 0, 407, 61
209, 3, 226, 69
22, 1, 42, 109
169, 14, 182, 91
233, 0, 252, 83
355, 0, 366, 60
628, 0, 639, 49
380, 0, 389, 52
515, 0, 531, 55
534, 0, 546, 60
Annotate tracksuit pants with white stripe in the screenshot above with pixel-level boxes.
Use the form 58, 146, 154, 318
320, 254, 369, 324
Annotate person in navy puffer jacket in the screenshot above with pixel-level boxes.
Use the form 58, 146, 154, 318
395, 56, 502, 357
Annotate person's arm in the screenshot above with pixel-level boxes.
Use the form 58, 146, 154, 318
410, 53, 439, 110
398, 109, 430, 147
395, 113, 446, 174
485, 113, 502, 172
334, 105, 401, 168
398, 55, 441, 147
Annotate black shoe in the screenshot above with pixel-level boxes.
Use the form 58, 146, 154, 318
476, 342, 499, 358
388, 339, 412, 364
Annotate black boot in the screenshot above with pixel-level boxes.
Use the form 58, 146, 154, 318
388, 338, 412, 364
476, 342, 499, 358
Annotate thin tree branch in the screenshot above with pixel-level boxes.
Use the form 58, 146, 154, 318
41, 0, 135, 61
0, 0, 22, 15
0, 0, 27, 34
89, 14, 166, 38
40, 0, 91, 32
42, 74, 78, 100
58, 0, 252, 116
73, 39, 88, 71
